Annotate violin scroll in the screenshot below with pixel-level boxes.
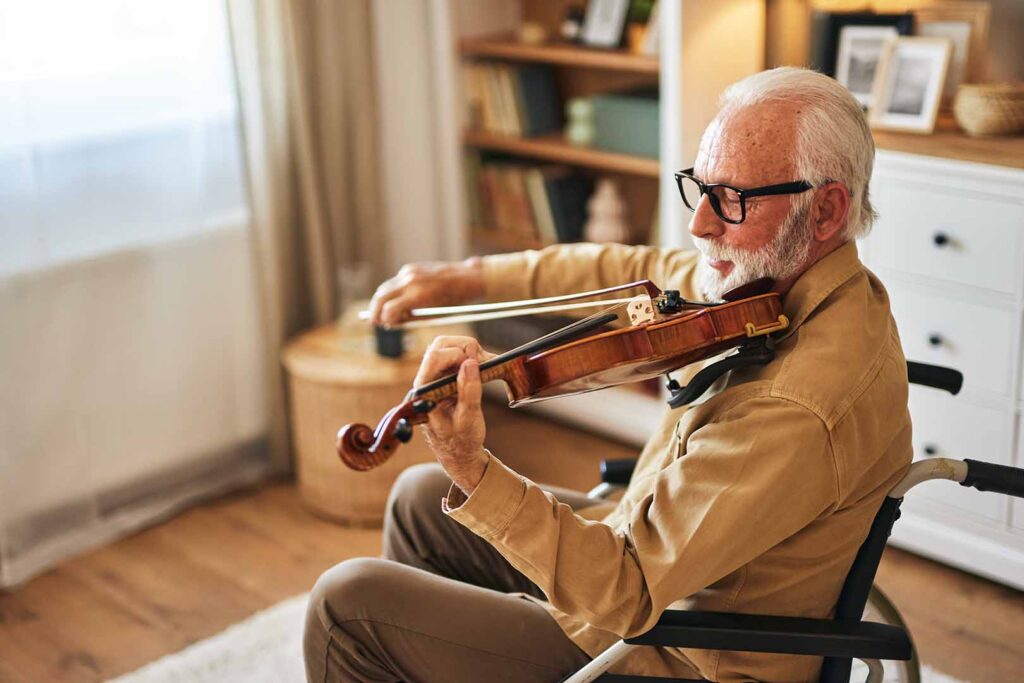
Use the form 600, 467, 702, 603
336, 400, 437, 471
336, 423, 381, 471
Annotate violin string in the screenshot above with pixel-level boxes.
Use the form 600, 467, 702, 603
493, 301, 631, 357
412, 302, 630, 398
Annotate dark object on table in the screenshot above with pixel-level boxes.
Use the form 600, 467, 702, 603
810, 11, 914, 77
375, 325, 404, 358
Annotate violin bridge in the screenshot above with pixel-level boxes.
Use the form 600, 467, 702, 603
626, 295, 657, 325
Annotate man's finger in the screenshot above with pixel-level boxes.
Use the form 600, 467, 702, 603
429, 336, 481, 358
414, 347, 468, 388
455, 358, 482, 420
368, 280, 401, 326
380, 297, 415, 328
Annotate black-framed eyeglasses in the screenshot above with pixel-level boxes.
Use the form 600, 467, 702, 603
674, 168, 813, 224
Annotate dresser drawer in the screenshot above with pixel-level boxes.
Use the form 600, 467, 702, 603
886, 284, 1018, 397
869, 179, 1024, 295
905, 386, 1012, 522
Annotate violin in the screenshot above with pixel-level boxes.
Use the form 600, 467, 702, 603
337, 279, 788, 471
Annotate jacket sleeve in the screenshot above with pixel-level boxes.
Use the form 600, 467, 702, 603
480, 243, 703, 304
444, 396, 839, 638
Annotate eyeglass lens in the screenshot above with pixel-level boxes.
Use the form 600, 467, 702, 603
678, 176, 744, 222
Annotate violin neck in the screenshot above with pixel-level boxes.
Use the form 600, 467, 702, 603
411, 361, 519, 403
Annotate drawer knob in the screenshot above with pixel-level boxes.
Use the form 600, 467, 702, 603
923, 444, 938, 457
932, 232, 950, 247
928, 334, 943, 347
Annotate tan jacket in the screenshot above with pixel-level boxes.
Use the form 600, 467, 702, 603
444, 241, 912, 682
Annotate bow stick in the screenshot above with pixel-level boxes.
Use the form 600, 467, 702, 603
358, 280, 663, 328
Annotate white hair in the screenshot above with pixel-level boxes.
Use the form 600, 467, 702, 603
719, 67, 877, 240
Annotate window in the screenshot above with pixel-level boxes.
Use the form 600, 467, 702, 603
0, 0, 248, 275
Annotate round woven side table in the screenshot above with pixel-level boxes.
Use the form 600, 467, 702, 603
282, 315, 456, 526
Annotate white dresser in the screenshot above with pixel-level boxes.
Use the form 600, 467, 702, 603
859, 149, 1024, 590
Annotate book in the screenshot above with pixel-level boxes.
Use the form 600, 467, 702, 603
462, 152, 483, 227
482, 65, 509, 134
475, 64, 499, 132
502, 165, 538, 241
542, 169, 592, 243
461, 63, 484, 129
466, 62, 562, 137
493, 65, 520, 135
524, 168, 558, 245
514, 65, 561, 136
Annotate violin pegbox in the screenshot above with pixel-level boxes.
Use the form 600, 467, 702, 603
627, 295, 657, 325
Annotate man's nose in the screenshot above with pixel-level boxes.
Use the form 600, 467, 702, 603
688, 195, 726, 241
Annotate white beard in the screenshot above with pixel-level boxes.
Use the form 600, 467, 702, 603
694, 199, 814, 301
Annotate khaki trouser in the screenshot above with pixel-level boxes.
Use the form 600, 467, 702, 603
303, 463, 595, 682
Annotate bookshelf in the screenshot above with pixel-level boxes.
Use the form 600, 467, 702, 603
429, 0, 766, 444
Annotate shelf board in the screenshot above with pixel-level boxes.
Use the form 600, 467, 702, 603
460, 36, 660, 74
464, 130, 661, 178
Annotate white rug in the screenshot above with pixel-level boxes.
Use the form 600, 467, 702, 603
110, 593, 966, 683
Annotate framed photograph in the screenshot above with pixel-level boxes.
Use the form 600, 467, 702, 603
835, 26, 900, 108
580, 0, 631, 49
869, 37, 953, 134
915, 1, 991, 106
811, 12, 914, 78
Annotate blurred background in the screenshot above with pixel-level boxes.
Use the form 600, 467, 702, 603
1, 1, 1023, 681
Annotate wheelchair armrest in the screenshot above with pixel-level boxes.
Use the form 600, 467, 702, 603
623, 610, 912, 661
600, 458, 638, 486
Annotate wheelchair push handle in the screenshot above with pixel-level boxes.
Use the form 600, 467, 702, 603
906, 361, 962, 395
961, 459, 1024, 499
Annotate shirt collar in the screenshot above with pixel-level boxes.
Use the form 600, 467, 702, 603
776, 241, 862, 342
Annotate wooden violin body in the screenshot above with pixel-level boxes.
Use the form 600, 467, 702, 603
502, 293, 786, 404
337, 287, 787, 471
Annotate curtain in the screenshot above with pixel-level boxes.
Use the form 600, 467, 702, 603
0, 0, 271, 587
0, 0, 385, 588
227, 0, 388, 471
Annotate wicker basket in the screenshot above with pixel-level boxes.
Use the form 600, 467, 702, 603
282, 311, 469, 526
953, 83, 1024, 137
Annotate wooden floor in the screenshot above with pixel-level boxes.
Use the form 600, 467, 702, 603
1, 403, 1022, 682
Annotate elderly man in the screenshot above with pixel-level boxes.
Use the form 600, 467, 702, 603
303, 67, 911, 682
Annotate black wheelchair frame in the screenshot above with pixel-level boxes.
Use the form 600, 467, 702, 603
561, 361, 1024, 683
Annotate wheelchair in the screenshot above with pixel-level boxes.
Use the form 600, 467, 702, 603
561, 361, 1024, 683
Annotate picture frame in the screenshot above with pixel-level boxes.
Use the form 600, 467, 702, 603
579, 0, 631, 49
869, 37, 953, 134
835, 25, 900, 108
914, 1, 991, 107
811, 11, 915, 78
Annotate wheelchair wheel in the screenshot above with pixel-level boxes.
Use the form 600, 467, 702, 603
848, 586, 921, 683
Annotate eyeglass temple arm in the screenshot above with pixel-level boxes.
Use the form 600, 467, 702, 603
740, 180, 813, 198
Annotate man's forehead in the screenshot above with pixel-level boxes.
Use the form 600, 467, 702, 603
695, 102, 801, 184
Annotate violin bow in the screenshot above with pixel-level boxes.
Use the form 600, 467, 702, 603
358, 280, 663, 328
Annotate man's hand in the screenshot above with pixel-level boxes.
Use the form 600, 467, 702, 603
414, 336, 496, 494
369, 258, 485, 328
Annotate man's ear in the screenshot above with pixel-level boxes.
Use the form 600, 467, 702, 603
811, 182, 851, 242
